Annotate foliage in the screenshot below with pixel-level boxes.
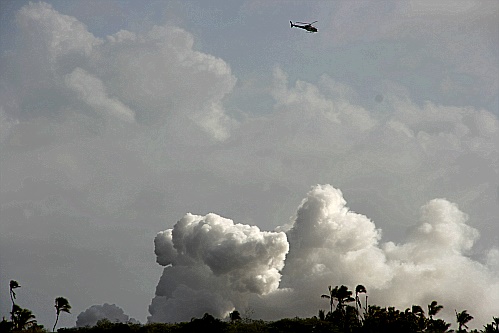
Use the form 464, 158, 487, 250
10, 280, 21, 302
53, 297, 72, 332
49, 311, 499, 333
230, 310, 242, 322
482, 316, 499, 333
456, 310, 474, 333
4, 305, 47, 332
3, 279, 497, 333
322, 285, 356, 316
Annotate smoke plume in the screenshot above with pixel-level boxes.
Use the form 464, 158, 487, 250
150, 184, 499, 327
149, 213, 289, 322
76, 303, 138, 327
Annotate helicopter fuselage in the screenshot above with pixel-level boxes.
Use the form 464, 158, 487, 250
290, 21, 318, 33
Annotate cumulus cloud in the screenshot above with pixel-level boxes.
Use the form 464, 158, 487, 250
16, 2, 100, 67
65, 68, 135, 122
272, 67, 377, 133
76, 303, 139, 327
5, 1, 236, 139
149, 213, 289, 322
281, 186, 498, 327
150, 184, 499, 327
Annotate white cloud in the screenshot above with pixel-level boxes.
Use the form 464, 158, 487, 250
150, 184, 499, 327
65, 68, 135, 122
8, 1, 237, 139
16, 2, 101, 67
149, 213, 289, 322
93, 24, 238, 139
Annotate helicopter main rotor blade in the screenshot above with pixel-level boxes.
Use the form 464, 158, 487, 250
295, 21, 317, 25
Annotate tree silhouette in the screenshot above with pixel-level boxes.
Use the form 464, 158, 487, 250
321, 285, 337, 314
53, 296, 71, 332
11, 304, 37, 330
409, 305, 427, 331
9, 280, 20, 324
425, 301, 451, 333
355, 284, 367, 316
0, 317, 14, 332
229, 310, 241, 322
9, 280, 20, 303
321, 285, 357, 330
455, 309, 473, 333
428, 300, 443, 320
318, 309, 325, 321
483, 317, 499, 333
335, 285, 355, 312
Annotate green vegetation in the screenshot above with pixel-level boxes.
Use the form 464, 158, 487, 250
2, 281, 498, 333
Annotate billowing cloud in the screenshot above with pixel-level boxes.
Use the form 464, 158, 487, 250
1, 2, 497, 329
16, 2, 100, 66
278, 185, 498, 326
5, 1, 236, 139
281, 185, 390, 290
150, 184, 499, 327
65, 68, 135, 122
149, 213, 289, 322
76, 303, 139, 327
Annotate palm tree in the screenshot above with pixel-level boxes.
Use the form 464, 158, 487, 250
11, 304, 37, 330
321, 285, 337, 314
355, 285, 367, 314
411, 305, 424, 317
9, 280, 20, 303
484, 317, 499, 333
411, 305, 427, 331
455, 309, 473, 333
9, 280, 20, 322
53, 297, 71, 332
335, 285, 355, 312
428, 300, 443, 320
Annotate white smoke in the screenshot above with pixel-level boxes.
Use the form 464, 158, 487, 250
76, 303, 139, 327
150, 184, 499, 327
149, 213, 289, 322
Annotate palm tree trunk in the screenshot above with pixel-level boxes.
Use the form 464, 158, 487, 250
53, 313, 59, 332
10, 293, 15, 327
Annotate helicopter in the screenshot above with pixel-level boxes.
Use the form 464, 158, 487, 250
290, 20, 318, 33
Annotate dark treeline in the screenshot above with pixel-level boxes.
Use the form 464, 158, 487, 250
2, 281, 498, 333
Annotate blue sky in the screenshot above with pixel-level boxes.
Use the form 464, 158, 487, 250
1, 0, 498, 329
